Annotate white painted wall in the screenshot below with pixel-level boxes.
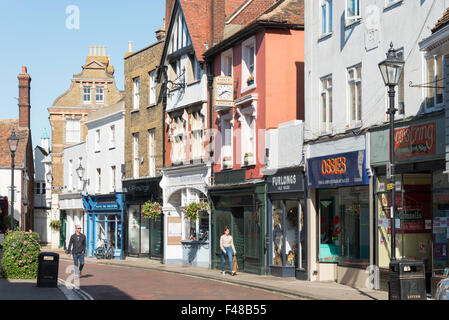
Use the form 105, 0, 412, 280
305, 0, 449, 141
0, 168, 23, 227
85, 110, 125, 195
63, 142, 87, 194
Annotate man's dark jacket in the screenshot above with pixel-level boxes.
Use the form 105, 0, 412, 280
67, 233, 87, 254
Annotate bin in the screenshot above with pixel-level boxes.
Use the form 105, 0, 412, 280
37, 252, 59, 288
388, 260, 426, 300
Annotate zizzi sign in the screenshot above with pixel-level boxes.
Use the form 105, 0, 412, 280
267, 171, 303, 193
394, 122, 436, 159
307, 150, 369, 188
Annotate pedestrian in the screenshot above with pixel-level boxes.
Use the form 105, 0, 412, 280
220, 226, 236, 276
66, 225, 86, 277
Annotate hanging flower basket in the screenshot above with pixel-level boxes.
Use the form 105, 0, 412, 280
184, 201, 210, 221
141, 201, 162, 220
49, 220, 62, 231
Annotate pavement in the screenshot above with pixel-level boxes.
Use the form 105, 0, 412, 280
46, 247, 389, 301
0, 245, 390, 300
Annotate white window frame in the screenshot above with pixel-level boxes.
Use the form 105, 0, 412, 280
133, 133, 139, 178
109, 125, 116, 149
345, 0, 361, 25
424, 54, 445, 111
133, 77, 140, 109
83, 86, 91, 104
241, 37, 256, 93
149, 71, 157, 105
221, 49, 233, 77
95, 129, 100, 152
65, 119, 81, 143
385, 0, 402, 9
320, 0, 333, 36
172, 116, 185, 164
240, 110, 256, 166
111, 165, 116, 191
95, 86, 104, 104
191, 112, 203, 161
68, 160, 73, 191
220, 113, 233, 169
96, 168, 101, 193
347, 64, 362, 127
148, 129, 156, 177
320, 75, 333, 134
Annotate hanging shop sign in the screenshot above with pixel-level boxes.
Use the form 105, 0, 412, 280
307, 150, 369, 189
394, 122, 436, 159
267, 169, 304, 193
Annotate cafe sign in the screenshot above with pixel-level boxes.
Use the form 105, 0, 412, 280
394, 122, 436, 159
307, 150, 369, 189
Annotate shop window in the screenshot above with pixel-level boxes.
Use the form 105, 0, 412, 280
376, 174, 432, 270
183, 189, 209, 241
128, 205, 141, 254
272, 200, 299, 267
432, 171, 449, 275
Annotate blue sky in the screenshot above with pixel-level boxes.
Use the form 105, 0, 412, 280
0, 0, 165, 148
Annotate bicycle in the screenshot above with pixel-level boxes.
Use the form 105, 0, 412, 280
94, 239, 114, 260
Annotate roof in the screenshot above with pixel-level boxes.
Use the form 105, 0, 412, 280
432, 7, 449, 33
35, 145, 49, 157
205, 0, 304, 57
86, 99, 125, 124
0, 120, 31, 168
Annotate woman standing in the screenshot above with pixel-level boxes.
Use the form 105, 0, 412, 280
220, 226, 236, 276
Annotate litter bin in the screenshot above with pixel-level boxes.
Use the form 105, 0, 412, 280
37, 252, 59, 288
389, 260, 426, 300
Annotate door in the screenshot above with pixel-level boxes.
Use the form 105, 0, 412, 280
128, 205, 141, 255
149, 215, 163, 258
232, 207, 245, 270
59, 211, 67, 249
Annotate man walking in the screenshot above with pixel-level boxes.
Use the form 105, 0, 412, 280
67, 225, 86, 277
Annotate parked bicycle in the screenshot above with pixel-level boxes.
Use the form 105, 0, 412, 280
94, 239, 114, 260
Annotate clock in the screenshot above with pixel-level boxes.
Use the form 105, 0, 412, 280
216, 83, 233, 101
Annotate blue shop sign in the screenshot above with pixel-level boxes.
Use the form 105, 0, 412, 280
307, 150, 369, 189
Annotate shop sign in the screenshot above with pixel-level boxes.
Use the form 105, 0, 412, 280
319, 244, 340, 263
214, 169, 246, 185
307, 150, 369, 189
93, 199, 119, 210
394, 122, 436, 159
267, 170, 303, 193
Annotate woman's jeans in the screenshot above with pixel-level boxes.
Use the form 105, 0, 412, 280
221, 247, 234, 272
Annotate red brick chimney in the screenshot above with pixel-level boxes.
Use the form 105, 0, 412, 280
18, 66, 31, 129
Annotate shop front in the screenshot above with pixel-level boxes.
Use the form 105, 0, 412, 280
59, 193, 86, 251
266, 167, 307, 279
83, 193, 125, 259
307, 135, 371, 286
160, 163, 211, 266
122, 177, 163, 259
209, 169, 266, 275
370, 116, 446, 294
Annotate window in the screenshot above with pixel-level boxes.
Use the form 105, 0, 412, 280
96, 86, 104, 104
348, 65, 362, 125
242, 38, 256, 90
133, 133, 139, 178
346, 0, 360, 24
109, 125, 116, 149
385, 0, 402, 7
321, 0, 333, 35
133, 77, 140, 109
96, 168, 101, 193
83, 86, 91, 104
95, 129, 100, 152
148, 129, 156, 177
68, 160, 73, 190
182, 188, 209, 241
241, 113, 255, 165
191, 112, 203, 161
188, 55, 200, 83
66, 119, 80, 143
221, 115, 233, 168
222, 50, 233, 77
425, 54, 444, 110
169, 59, 181, 89
172, 116, 185, 164
111, 166, 116, 191
320, 75, 333, 133
149, 71, 156, 105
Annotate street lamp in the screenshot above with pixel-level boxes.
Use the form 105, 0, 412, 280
7, 128, 19, 230
378, 42, 405, 262
76, 163, 85, 180
46, 171, 53, 184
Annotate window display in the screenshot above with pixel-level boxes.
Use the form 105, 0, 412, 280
272, 200, 299, 267
433, 171, 449, 274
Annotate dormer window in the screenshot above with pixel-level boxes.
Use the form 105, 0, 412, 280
96, 86, 104, 104
83, 86, 91, 104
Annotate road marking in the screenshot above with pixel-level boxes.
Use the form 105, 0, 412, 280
57, 278, 94, 300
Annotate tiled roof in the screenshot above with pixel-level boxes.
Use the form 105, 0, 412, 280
0, 120, 30, 168
258, 0, 304, 25
432, 7, 449, 33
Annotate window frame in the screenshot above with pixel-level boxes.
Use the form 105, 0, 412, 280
95, 86, 104, 104
320, 74, 333, 134
347, 64, 362, 128
241, 37, 256, 93
109, 125, 116, 149
96, 168, 101, 194
320, 0, 333, 36
95, 129, 101, 152
221, 49, 233, 77
148, 129, 156, 177
345, 0, 361, 25
133, 133, 139, 178
133, 77, 140, 109
83, 86, 91, 104
220, 113, 233, 169
65, 119, 81, 143
424, 54, 445, 111
149, 70, 157, 106
240, 111, 256, 166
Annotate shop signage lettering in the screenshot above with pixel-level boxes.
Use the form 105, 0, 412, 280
94, 200, 119, 210
267, 171, 303, 193
307, 150, 369, 189
394, 122, 436, 159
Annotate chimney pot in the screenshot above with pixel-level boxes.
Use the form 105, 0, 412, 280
22, 66, 27, 74
89, 46, 92, 56
128, 41, 133, 53
93, 45, 97, 56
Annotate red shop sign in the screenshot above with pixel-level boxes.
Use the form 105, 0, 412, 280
394, 122, 436, 159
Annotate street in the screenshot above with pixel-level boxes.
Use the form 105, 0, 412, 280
58, 260, 295, 300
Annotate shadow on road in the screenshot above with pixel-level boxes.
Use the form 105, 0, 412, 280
79, 285, 134, 300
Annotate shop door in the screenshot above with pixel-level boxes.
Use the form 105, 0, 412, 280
59, 211, 67, 249
128, 205, 141, 255
149, 215, 163, 258
232, 207, 245, 270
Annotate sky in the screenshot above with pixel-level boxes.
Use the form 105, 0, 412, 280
0, 0, 165, 148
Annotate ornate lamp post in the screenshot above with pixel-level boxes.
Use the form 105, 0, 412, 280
7, 128, 19, 230
76, 163, 85, 193
378, 43, 405, 261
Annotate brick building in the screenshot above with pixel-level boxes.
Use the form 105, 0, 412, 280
47, 47, 123, 248
0, 66, 35, 237
122, 31, 165, 259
